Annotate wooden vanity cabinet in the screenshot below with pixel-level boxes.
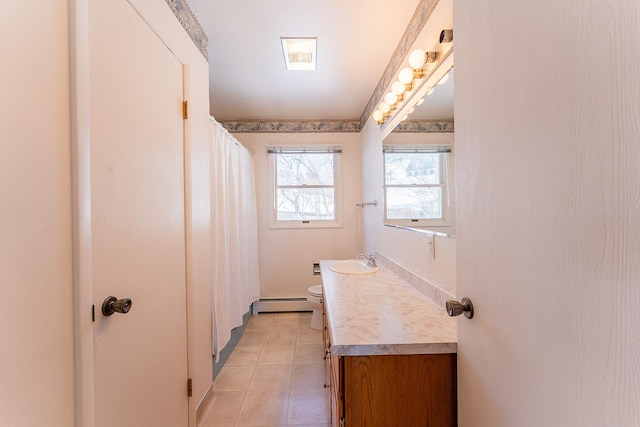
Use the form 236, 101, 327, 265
323, 303, 457, 426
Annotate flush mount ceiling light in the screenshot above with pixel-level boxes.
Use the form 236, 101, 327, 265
281, 37, 317, 71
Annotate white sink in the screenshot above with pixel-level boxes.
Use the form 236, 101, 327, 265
329, 259, 379, 275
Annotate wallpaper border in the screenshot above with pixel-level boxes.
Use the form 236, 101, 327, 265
165, 0, 209, 60
392, 120, 454, 133
220, 120, 362, 134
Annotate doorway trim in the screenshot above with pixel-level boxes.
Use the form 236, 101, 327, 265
69, 0, 95, 425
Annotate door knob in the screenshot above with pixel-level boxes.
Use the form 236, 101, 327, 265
102, 296, 133, 316
446, 297, 474, 319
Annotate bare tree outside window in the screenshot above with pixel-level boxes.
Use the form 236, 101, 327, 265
275, 152, 336, 221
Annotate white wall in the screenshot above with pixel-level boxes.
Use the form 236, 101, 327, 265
0, 1, 75, 426
455, 0, 640, 425
239, 133, 363, 299
360, 119, 457, 295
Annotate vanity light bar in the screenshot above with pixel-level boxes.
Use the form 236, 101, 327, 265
380, 48, 454, 139
373, 28, 454, 127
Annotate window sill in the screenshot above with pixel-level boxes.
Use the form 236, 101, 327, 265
269, 220, 343, 230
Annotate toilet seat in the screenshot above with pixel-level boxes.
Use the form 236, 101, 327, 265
308, 285, 323, 297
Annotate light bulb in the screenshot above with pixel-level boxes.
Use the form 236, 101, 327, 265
416, 97, 426, 106
372, 110, 383, 122
437, 72, 450, 85
391, 81, 406, 96
398, 67, 415, 85
384, 92, 398, 106
379, 102, 390, 114
408, 49, 426, 69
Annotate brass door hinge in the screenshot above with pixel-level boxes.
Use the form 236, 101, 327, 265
187, 378, 193, 397
182, 100, 189, 120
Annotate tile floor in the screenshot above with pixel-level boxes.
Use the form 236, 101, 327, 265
198, 312, 331, 427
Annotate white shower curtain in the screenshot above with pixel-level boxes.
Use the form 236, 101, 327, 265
210, 118, 261, 359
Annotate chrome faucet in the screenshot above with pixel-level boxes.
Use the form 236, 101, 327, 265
356, 253, 377, 268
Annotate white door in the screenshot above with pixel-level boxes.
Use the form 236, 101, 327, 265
454, 1, 640, 426
89, 0, 188, 425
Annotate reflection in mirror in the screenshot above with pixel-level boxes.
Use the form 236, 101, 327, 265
382, 70, 455, 238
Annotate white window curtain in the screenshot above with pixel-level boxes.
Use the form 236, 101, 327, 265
210, 118, 261, 360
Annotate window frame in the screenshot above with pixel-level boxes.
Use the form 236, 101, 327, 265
383, 145, 453, 228
267, 146, 343, 229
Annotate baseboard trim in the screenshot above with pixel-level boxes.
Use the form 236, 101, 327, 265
253, 298, 312, 313
195, 384, 213, 427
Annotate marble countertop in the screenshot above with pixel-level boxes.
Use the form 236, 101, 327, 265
320, 260, 457, 356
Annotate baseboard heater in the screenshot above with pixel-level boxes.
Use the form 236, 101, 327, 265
252, 298, 312, 313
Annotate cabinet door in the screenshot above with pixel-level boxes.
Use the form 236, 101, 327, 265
323, 301, 331, 389
343, 354, 457, 427
330, 354, 343, 427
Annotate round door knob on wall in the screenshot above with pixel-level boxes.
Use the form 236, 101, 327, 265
102, 296, 133, 316
445, 297, 474, 319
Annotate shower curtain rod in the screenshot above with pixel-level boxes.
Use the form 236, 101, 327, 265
209, 116, 253, 156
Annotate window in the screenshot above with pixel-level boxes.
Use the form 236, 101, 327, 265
268, 146, 342, 228
383, 145, 452, 227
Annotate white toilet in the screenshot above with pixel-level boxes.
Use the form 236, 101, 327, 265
307, 285, 324, 330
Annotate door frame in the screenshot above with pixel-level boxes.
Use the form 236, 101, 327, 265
69, 1, 194, 425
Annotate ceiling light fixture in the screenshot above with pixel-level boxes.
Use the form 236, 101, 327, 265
281, 37, 317, 71
372, 27, 453, 128
391, 81, 409, 96
408, 50, 437, 69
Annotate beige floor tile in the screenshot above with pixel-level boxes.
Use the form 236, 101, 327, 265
212, 365, 255, 392
237, 330, 268, 347
258, 345, 295, 365
203, 312, 328, 426
274, 425, 331, 427
287, 389, 331, 425
245, 314, 274, 332
271, 317, 300, 331
296, 328, 323, 345
297, 318, 314, 330
293, 345, 325, 364
297, 312, 312, 326
274, 312, 300, 319
266, 328, 298, 346
225, 346, 262, 366
248, 364, 293, 391
291, 363, 326, 390
235, 390, 289, 426
198, 391, 244, 426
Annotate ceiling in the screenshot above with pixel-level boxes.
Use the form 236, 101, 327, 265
188, 0, 423, 121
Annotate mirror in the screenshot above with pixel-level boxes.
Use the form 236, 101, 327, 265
382, 68, 455, 238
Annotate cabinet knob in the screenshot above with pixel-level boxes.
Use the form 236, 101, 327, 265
445, 297, 474, 319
